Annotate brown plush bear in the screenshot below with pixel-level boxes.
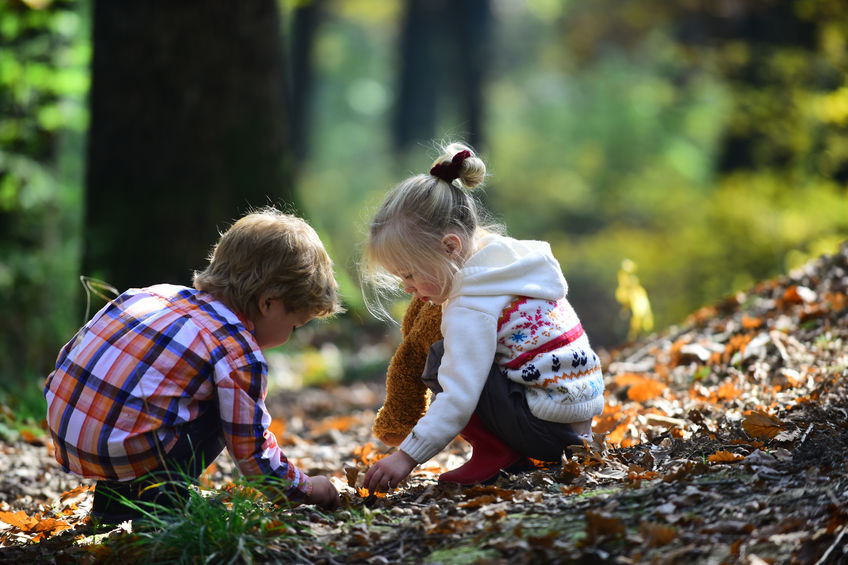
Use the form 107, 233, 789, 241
372, 297, 443, 446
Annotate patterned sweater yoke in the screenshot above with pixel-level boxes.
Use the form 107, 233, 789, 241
495, 296, 604, 424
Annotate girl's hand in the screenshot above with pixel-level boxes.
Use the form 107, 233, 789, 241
304, 475, 340, 510
363, 450, 417, 492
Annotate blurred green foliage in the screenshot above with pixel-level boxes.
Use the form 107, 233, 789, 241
296, 0, 848, 346
0, 0, 88, 404
3, 0, 848, 410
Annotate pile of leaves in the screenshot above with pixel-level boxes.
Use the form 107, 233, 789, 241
1, 244, 847, 563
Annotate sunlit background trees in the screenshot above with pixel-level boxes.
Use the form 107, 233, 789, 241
2, 0, 847, 416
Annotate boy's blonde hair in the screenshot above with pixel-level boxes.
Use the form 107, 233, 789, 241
361, 142, 502, 320
194, 207, 343, 320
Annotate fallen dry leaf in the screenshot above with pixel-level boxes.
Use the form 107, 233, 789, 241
585, 510, 626, 543
742, 410, 784, 440
0, 510, 38, 531
614, 373, 667, 402
640, 521, 677, 547
707, 450, 744, 463
458, 494, 499, 509
344, 465, 360, 487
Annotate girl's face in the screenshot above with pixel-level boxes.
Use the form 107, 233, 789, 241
398, 267, 449, 304
387, 233, 464, 305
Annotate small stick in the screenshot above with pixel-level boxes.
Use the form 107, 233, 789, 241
814, 525, 847, 565
799, 423, 814, 446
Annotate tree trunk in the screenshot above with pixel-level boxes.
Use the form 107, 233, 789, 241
453, 0, 492, 150
85, 0, 293, 291
393, 0, 491, 152
290, 0, 324, 161
393, 0, 442, 151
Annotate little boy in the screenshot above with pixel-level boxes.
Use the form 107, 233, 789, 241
44, 207, 343, 522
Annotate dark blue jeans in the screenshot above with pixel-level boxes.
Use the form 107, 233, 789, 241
91, 404, 226, 523
422, 340, 584, 462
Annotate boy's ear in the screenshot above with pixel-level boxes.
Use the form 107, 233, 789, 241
257, 290, 283, 317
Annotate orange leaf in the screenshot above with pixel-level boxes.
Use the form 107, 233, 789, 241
356, 487, 386, 498
781, 285, 809, 306
620, 436, 640, 449
221, 482, 265, 502
32, 517, 71, 534
640, 521, 677, 547
0, 510, 38, 531
199, 462, 219, 488
462, 485, 518, 500
561, 460, 582, 481
264, 520, 289, 534
741, 315, 762, 330
742, 411, 783, 440
313, 415, 359, 435
689, 305, 717, 325
592, 405, 623, 434
459, 495, 498, 509
59, 484, 93, 503
613, 372, 648, 386
585, 510, 626, 543
707, 450, 744, 463
731, 537, 743, 555
615, 374, 666, 402
668, 336, 692, 367
353, 442, 390, 466
607, 418, 632, 447
716, 381, 741, 400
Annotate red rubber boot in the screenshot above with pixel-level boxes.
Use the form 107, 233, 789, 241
438, 413, 527, 485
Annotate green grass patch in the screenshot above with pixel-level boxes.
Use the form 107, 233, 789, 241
425, 546, 501, 565
100, 478, 323, 564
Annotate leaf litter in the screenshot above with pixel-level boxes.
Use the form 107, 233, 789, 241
2, 243, 848, 563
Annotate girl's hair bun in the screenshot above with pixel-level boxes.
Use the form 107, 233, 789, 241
430, 142, 486, 189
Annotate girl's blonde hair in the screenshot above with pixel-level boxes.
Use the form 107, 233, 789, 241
194, 206, 343, 320
361, 142, 502, 320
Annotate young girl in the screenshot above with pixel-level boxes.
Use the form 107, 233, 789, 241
361, 143, 605, 490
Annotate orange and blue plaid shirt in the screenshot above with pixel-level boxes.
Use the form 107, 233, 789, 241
44, 284, 311, 501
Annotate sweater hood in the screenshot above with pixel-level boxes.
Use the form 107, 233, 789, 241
450, 234, 567, 301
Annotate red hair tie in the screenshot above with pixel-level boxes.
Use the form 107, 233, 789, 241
429, 150, 471, 183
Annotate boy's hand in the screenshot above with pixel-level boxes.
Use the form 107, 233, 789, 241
305, 475, 340, 510
363, 450, 417, 492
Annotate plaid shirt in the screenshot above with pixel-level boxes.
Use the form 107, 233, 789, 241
44, 284, 311, 501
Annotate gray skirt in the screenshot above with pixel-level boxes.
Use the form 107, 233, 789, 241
421, 340, 584, 462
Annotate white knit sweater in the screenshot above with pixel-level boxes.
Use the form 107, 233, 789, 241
399, 234, 605, 464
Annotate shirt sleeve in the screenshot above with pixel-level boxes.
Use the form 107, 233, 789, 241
399, 305, 498, 463
215, 361, 312, 502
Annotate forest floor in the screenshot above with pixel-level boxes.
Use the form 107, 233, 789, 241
1, 244, 847, 564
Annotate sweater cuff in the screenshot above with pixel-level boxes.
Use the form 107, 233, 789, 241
399, 430, 442, 464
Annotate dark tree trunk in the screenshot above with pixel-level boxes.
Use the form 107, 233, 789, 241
393, 0, 442, 151
84, 0, 293, 291
673, 2, 819, 174
453, 0, 492, 150
290, 0, 324, 161
393, 0, 492, 152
